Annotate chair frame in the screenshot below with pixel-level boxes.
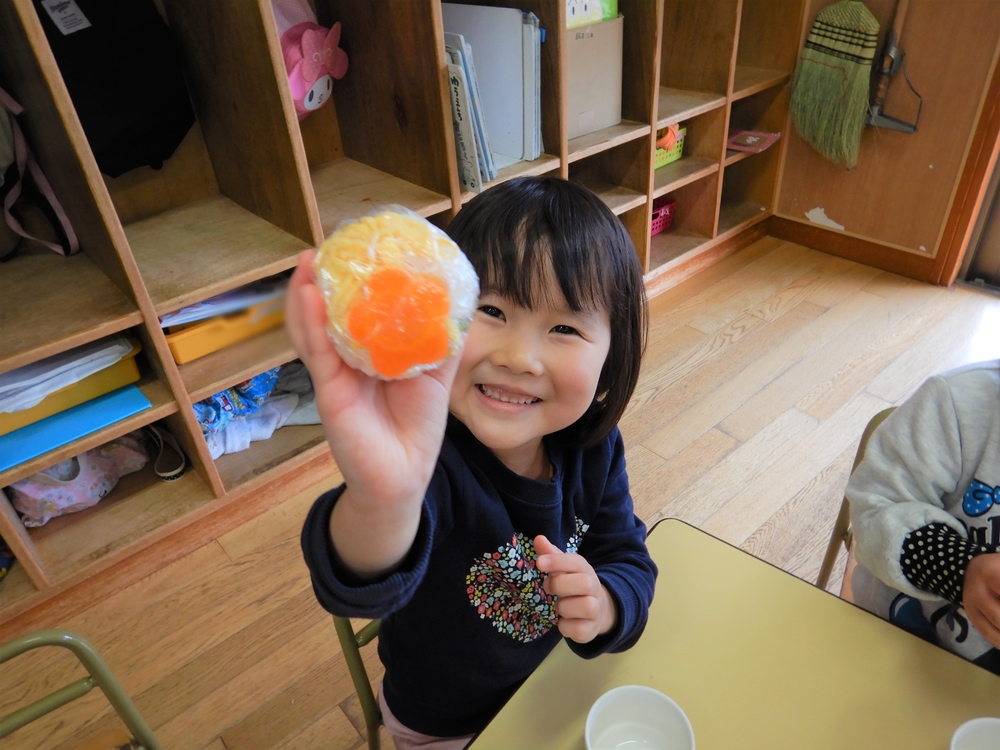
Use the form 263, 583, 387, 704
0, 629, 161, 749
816, 407, 896, 591
334, 616, 382, 750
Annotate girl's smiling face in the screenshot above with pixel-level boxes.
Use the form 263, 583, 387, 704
448, 289, 611, 478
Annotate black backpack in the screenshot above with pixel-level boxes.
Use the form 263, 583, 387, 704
34, 0, 195, 177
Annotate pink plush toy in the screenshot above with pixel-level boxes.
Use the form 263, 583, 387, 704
273, 0, 348, 121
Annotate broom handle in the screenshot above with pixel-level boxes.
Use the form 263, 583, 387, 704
873, 0, 910, 107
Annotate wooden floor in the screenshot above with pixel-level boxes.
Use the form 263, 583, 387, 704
4, 237, 1000, 750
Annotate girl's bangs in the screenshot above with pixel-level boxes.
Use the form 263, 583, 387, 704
475, 213, 612, 314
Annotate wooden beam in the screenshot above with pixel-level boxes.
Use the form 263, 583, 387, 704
769, 216, 936, 282
932, 56, 1000, 286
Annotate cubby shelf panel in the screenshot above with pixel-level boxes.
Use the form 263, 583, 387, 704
567, 121, 651, 164
0, 251, 143, 377
653, 157, 719, 198
648, 229, 712, 273
577, 179, 647, 216
29, 460, 214, 582
656, 88, 727, 128
0, 376, 177, 488
724, 149, 755, 167
460, 154, 561, 204
0, 562, 35, 609
181, 326, 297, 403
312, 158, 452, 235
215, 424, 328, 492
126, 195, 310, 317
732, 66, 790, 101
719, 199, 769, 235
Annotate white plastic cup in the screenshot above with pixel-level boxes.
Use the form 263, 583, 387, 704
951, 717, 1000, 750
585, 685, 695, 750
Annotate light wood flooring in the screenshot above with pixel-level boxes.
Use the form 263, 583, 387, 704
4, 236, 1000, 750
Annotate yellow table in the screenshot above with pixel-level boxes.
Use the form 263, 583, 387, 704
471, 519, 1000, 749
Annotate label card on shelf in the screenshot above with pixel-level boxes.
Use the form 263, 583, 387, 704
0, 385, 152, 473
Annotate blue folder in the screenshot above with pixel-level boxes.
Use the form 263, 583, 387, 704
0, 385, 152, 474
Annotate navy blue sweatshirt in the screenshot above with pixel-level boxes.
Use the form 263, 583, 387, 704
301, 416, 657, 737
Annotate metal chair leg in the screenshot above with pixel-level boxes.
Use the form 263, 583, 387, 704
0, 629, 161, 749
334, 616, 382, 750
817, 498, 851, 590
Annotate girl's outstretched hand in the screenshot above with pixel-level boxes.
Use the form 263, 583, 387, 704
286, 251, 459, 573
535, 534, 618, 643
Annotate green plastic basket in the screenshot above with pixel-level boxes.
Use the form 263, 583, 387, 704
654, 126, 686, 169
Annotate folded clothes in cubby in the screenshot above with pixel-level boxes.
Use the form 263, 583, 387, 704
195, 362, 321, 460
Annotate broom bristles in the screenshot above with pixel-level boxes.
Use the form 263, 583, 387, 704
789, 0, 880, 169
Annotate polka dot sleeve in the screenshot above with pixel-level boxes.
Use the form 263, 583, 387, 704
899, 523, 995, 606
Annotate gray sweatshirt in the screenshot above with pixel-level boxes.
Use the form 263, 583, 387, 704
848, 360, 1000, 661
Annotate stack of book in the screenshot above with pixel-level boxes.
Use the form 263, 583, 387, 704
442, 4, 543, 193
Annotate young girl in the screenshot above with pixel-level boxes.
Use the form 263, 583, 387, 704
849, 362, 1000, 674
290, 177, 657, 748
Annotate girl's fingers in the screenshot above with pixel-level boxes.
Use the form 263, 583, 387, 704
544, 572, 594, 598
972, 605, 1000, 650
556, 617, 598, 644
553, 593, 602, 621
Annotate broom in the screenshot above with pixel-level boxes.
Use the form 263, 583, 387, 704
789, 0, 880, 169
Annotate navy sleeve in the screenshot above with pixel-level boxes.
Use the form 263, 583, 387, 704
300, 465, 454, 619
568, 431, 657, 658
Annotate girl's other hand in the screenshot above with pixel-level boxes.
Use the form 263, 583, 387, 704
963, 552, 1000, 650
535, 534, 618, 643
285, 250, 459, 510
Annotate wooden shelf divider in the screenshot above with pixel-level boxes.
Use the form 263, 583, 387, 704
731, 66, 790, 101
460, 154, 561, 204
719, 199, 769, 236
576, 179, 648, 216
311, 157, 452, 235
653, 157, 719, 198
126, 195, 311, 316
657, 87, 727, 128
215, 424, 328, 492
181, 326, 297, 403
567, 121, 651, 164
0, 251, 143, 377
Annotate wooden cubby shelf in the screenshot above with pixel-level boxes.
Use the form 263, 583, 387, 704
30, 460, 215, 582
0, 375, 177, 489
460, 154, 562, 204
0, 562, 34, 610
648, 230, 712, 272
719, 199, 769, 236
567, 121, 651, 164
311, 158, 452, 235
127, 195, 311, 316
578, 180, 647, 216
215, 424, 328, 492
0, 0, 812, 623
724, 149, 755, 167
653, 157, 719, 198
181, 326, 297, 403
656, 87, 727, 128
731, 65, 790, 101
0, 251, 143, 377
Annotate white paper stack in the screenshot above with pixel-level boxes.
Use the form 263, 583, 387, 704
442, 4, 543, 193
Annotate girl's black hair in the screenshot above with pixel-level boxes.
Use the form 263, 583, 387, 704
446, 176, 647, 448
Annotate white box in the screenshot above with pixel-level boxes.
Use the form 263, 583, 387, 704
566, 14, 623, 140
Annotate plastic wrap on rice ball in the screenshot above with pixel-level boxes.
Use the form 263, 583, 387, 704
314, 206, 479, 379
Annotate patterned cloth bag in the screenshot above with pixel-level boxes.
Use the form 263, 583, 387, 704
6, 431, 148, 527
